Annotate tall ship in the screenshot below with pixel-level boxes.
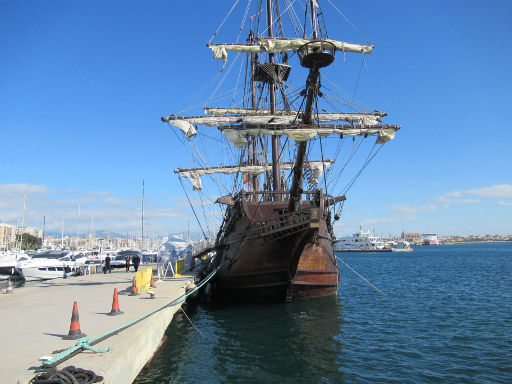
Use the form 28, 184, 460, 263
162, 0, 401, 302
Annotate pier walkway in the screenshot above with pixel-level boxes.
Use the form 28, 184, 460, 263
0, 266, 193, 384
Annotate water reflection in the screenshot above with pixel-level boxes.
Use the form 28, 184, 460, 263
135, 296, 344, 384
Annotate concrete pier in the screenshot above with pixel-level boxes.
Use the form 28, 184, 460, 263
0, 267, 194, 384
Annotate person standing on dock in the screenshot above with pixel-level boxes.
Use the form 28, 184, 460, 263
133, 254, 140, 272
104, 255, 111, 274
125, 255, 131, 272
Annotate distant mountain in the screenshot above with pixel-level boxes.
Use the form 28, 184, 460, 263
44, 229, 125, 238
43, 230, 207, 241
166, 232, 207, 242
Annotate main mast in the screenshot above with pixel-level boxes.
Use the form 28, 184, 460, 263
249, 31, 259, 196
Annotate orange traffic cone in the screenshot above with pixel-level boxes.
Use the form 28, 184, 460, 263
150, 276, 156, 288
63, 301, 86, 340
108, 288, 124, 316
129, 277, 138, 296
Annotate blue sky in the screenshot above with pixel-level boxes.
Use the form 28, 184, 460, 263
1, 0, 511, 238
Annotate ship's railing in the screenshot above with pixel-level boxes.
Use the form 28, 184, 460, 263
241, 189, 321, 202
298, 40, 336, 69
249, 208, 317, 238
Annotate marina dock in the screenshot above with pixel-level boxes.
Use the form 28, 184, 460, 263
0, 267, 194, 384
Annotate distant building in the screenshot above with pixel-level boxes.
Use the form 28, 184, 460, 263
401, 232, 423, 245
0, 223, 16, 249
0, 223, 43, 249
421, 233, 439, 245
22, 226, 43, 238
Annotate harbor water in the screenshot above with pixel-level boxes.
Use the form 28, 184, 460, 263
134, 242, 512, 383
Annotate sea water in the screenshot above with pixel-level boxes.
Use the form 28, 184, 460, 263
135, 242, 512, 383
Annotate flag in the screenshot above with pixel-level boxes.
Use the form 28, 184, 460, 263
243, 173, 249, 184
250, 10, 262, 21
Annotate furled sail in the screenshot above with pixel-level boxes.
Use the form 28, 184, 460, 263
162, 112, 385, 138
209, 37, 373, 63
205, 107, 386, 119
220, 124, 400, 146
176, 160, 334, 191
205, 108, 296, 116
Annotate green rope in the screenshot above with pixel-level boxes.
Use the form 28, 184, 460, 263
42, 262, 221, 367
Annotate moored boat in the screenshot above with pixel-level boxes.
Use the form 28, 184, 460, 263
0, 250, 30, 277
162, 1, 401, 303
16, 250, 88, 281
334, 225, 389, 252
391, 240, 413, 252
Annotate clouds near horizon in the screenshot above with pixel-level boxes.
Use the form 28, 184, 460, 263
0, 183, 193, 235
335, 184, 512, 235
2, 183, 511, 237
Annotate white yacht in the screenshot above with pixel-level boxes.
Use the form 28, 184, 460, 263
16, 250, 88, 281
0, 250, 30, 277
334, 225, 389, 252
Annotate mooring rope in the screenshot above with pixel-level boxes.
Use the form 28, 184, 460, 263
335, 255, 385, 296
42, 263, 222, 368
180, 308, 208, 339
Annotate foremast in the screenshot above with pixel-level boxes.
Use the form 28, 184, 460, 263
289, 0, 325, 212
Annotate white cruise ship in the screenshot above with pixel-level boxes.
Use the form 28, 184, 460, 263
334, 225, 389, 252
421, 233, 439, 245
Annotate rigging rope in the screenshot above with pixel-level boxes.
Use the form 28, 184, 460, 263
208, 0, 241, 44
179, 176, 208, 240
351, 54, 367, 104
210, 50, 242, 97
321, 77, 373, 112
315, 93, 330, 195
342, 142, 384, 195
188, 139, 231, 195
326, 0, 371, 44
259, 0, 301, 37
318, 0, 329, 38
283, 0, 304, 37
336, 255, 385, 295
237, 0, 253, 43
327, 136, 363, 191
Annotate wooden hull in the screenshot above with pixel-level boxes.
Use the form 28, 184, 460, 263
212, 197, 339, 303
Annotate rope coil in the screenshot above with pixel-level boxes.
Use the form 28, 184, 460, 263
29, 366, 103, 384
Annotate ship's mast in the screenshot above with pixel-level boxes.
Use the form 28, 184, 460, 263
267, 0, 281, 197
288, 0, 321, 212
141, 180, 144, 250
249, 31, 259, 197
